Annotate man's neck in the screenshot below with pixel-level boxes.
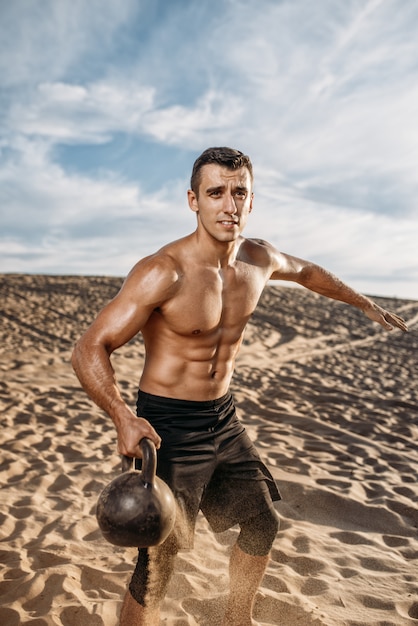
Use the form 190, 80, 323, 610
192, 230, 242, 268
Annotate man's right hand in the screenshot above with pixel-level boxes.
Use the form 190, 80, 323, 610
116, 413, 161, 459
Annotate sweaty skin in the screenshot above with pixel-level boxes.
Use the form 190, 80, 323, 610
72, 163, 408, 462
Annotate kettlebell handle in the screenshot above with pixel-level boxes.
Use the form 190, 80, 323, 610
121, 438, 157, 487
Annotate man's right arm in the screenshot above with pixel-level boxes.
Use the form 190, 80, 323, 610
71, 254, 180, 458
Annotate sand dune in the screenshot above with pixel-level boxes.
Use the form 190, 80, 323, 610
1, 273, 417, 625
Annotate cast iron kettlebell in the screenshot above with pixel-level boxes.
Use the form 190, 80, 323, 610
96, 438, 176, 547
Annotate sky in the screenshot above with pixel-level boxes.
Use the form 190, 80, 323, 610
1, 0, 417, 299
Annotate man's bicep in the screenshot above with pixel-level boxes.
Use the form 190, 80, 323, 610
86, 256, 180, 352
80, 292, 152, 354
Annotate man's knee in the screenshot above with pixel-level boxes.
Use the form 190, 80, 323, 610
237, 508, 280, 557
129, 536, 178, 607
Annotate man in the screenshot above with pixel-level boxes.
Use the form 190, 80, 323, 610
72, 147, 408, 626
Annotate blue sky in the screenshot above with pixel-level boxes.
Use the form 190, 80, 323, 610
1, 0, 417, 298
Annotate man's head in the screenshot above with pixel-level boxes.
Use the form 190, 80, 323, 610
190, 147, 253, 198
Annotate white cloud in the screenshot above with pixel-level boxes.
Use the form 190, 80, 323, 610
6, 81, 244, 149
143, 90, 245, 145
8, 80, 155, 144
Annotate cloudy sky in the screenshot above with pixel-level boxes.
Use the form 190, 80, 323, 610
1, 0, 417, 299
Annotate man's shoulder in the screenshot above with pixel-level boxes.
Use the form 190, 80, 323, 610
245, 237, 272, 249
126, 236, 193, 289
240, 237, 278, 264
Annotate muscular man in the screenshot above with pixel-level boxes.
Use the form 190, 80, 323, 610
72, 147, 408, 626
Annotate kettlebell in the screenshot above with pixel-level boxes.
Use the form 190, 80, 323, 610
96, 438, 176, 548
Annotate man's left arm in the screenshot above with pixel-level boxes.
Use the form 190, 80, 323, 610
268, 249, 408, 332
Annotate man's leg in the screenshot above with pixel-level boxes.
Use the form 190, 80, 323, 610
222, 543, 269, 626
222, 508, 279, 625
120, 538, 177, 626
119, 590, 160, 626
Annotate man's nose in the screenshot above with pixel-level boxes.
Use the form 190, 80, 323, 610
224, 194, 237, 214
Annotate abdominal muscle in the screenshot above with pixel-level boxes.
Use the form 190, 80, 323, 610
139, 323, 244, 401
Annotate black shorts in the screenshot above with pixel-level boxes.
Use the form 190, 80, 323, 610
136, 390, 281, 549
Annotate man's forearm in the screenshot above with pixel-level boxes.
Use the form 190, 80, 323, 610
71, 340, 162, 456
294, 263, 408, 332
297, 263, 373, 311
71, 341, 131, 427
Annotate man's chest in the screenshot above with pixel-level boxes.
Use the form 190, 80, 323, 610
160, 266, 266, 336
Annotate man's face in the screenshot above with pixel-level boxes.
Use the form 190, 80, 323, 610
188, 164, 253, 243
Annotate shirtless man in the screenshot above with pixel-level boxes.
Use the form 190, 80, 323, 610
72, 147, 408, 626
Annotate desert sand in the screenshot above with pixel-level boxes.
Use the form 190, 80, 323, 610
1, 272, 418, 626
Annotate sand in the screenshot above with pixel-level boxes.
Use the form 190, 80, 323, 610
1, 272, 417, 626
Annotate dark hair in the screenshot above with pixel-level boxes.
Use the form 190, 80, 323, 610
190, 147, 253, 196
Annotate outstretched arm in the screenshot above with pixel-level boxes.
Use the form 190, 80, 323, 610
268, 249, 408, 332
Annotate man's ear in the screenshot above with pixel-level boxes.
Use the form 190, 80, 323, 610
187, 189, 199, 213
249, 192, 254, 213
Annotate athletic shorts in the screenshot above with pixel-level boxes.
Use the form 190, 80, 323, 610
135, 390, 281, 549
